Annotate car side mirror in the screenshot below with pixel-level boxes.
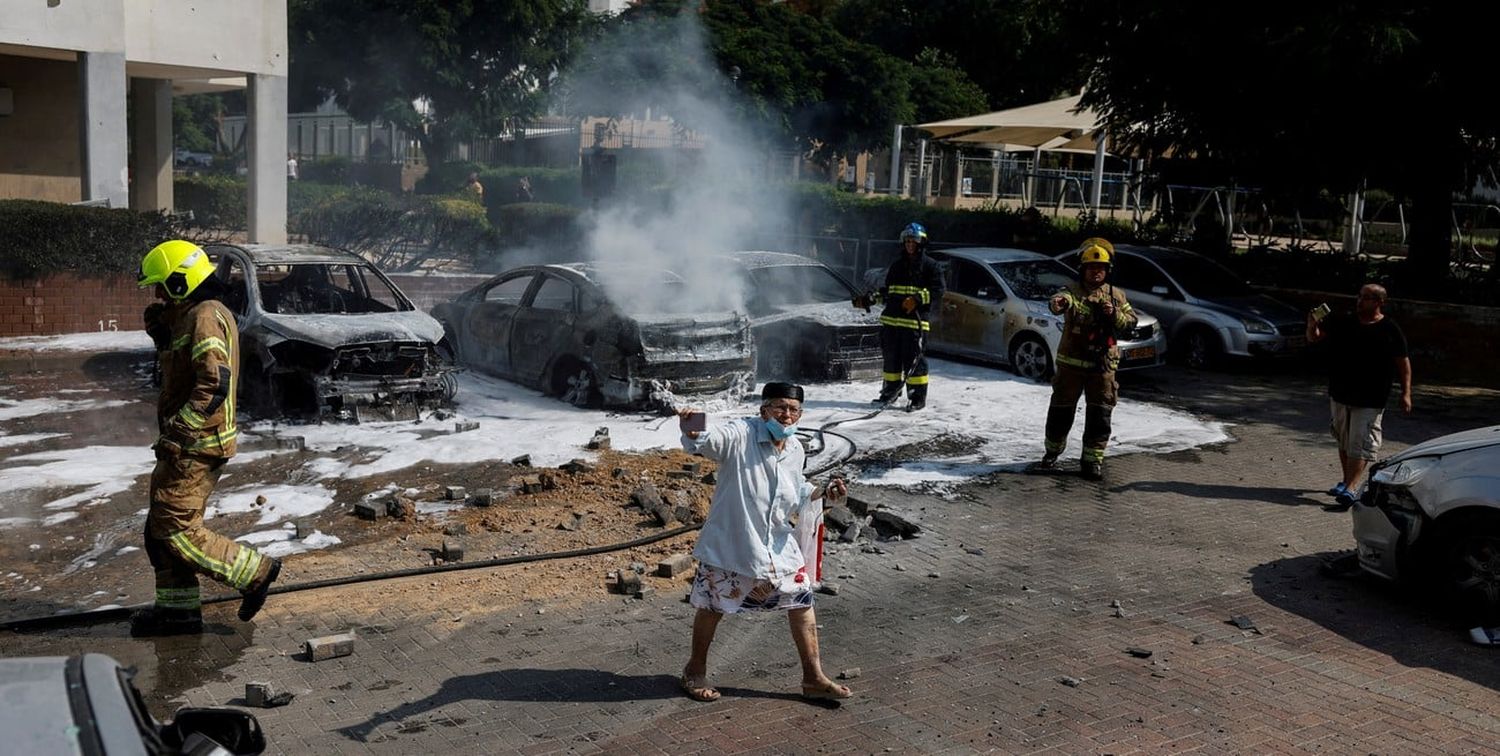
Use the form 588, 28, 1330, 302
166, 708, 267, 755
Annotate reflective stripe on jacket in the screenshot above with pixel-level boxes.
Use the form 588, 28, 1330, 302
877, 252, 945, 330
1054, 283, 1137, 372
158, 299, 238, 458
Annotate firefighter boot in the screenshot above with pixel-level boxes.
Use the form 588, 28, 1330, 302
1079, 459, 1104, 481
237, 557, 282, 622
130, 606, 204, 637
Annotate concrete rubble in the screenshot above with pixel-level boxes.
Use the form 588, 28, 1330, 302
305, 632, 356, 662
586, 427, 611, 450
656, 553, 695, 577
453, 421, 480, 433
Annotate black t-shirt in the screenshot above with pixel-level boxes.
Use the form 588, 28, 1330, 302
1325, 314, 1408, 408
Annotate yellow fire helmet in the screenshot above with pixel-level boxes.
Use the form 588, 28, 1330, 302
138, 239, 216, 300
1079, 237, 1115, 267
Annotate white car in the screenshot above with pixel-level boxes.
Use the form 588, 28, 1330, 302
1352, 425, 1500, 622
919, 247, 1166, 380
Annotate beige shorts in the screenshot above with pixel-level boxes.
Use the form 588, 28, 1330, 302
1330, 399, 1385, 461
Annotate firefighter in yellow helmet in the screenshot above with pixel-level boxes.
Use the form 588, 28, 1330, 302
131, 240, 280, 636
1032, 238, 1137, 480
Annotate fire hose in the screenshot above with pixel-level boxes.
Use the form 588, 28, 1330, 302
1, 422, 864, 634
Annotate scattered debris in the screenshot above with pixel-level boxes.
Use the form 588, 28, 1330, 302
445, 486, 467, 501
681, 461, 702, 476
1125, 647, 1153, 659
665, 469, 695, 480
561, 459, 595, 475
558, 513, 586, 531
963, 546, 986, 556
253, 495, 267, 507
656, 553, 695, 578
701, 471, 716, 485
616, 571, 643, 596
442, 523, 469, 536
817, 582, 840, 596
454, 421, 480, 433
927, 572, 941, 579
1191, 634, 1206, 645
245, 682, 294, 708
837, 668, 862, 680
291, 520, 309, 538
1110, 599, 1122, 609
633, 586, 654, 600
952, 615, 969, 624
1057, 676, 1082, 688
510, 454, 532, 467
275, 436, 306, 451
1228, 615, 1261, 633
587, 427, 611, 450
304, 633, 356, 662
353, 501, 384, 521
441, 540, 464, 562
468, 488, 494, 507
824, 506, 856, 531
838, 522, 862, 543
612, 467, 626, 479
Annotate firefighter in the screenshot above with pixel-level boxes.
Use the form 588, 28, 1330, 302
1033, 238, 1137, 481
854, 222, 945, 410
130, 240, 280, 637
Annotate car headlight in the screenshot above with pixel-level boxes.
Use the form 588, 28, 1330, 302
1370, 456, 1439, 487
1241, 318, 1275, 334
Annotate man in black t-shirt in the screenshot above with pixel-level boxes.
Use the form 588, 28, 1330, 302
1306, 283, 1413, 510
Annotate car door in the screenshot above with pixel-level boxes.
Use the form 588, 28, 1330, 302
463, 273, 535, 377
937, 257, 1006, 358
1114, 254, 1188, 335
508, 274, 579, 385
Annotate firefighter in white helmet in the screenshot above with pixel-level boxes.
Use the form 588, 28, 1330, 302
131, 240, 280, 636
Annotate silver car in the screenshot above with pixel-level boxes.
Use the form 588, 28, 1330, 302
1352, 425, 1500, 621
924, 247, 1167, 380
1054, 245, 1306, 369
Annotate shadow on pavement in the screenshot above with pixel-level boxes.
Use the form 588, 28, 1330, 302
1248, 553, 1500, 694
1111, 480, 1323, 507
336, 668, 806, 743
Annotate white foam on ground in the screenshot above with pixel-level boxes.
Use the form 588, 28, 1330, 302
207, 484, 338, 526
0, 331, 153, 353
0, 446, 153, 516
0, 432, 68, 447
0, 397, 134, 422
234, 527, 342, 557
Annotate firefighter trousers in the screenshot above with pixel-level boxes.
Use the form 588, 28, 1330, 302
144, 453, 271, 610
879, 325, 929, 403
1043, 363, 1118, 463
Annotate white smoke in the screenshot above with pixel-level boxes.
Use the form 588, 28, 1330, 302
562, 11, 792, 316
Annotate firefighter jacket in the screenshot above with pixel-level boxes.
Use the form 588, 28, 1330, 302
1054, 282, 1137, 372
151, 298, 239, 458
877, 251, 945, 331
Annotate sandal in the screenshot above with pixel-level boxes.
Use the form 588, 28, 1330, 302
680, 674, 721, 702
800, 680, 853, 701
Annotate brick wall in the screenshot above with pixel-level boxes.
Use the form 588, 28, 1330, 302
386, 273, 488, 312
0, 275, 157, 337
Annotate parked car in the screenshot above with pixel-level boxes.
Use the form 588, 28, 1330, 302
1352, 424, 1500, 622
173, 147, 214, 167
207, 244, 458, 422
923, 247, 1167, 380
431, 263, 755, 409
723, 251, 882, 382
0, 653, 266, 754
1052, 244, 1306, 369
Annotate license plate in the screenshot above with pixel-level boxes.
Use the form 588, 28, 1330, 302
1284, 336, 1308, 349
1124, 346, 1156, 361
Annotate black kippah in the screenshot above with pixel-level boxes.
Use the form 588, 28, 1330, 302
761, 382, 804, 402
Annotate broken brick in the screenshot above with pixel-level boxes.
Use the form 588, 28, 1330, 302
681, 461, 702, 476
510, 454, 532, 467
443, 522, 469, 536
558, 513, 586, 531
445, 486, 467, 501
656, 553, 695, 577
701, 471, 716, 485
468, 488, 494, 506
616, 571, 642, 595
586, 432, 611, 450
304, 632, 356, 662
275, 436, 305, 451
518, 475, 544, 494
838, 522, 861, 543
824, 506, 856, 531
353, 501, 384, 520
561, 459, 594, 475
245, 682, 275, 707
665, 469, 694, 480
442, 540, 464, 562
453, 421, 480, 433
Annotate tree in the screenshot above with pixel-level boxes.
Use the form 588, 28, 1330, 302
1069, 0, 1500, 291
289, 0, 595, 166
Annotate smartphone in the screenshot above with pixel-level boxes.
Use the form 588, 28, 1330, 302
1311, 303, 1332, 322
682, 412, 707, 432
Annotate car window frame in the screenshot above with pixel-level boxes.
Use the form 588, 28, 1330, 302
525, 274, 578, 314
482, 273, 537, 304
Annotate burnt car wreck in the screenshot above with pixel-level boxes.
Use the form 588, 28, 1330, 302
432, 263, 754, 410
208, 244, 457, 422
723, 251, 883, 382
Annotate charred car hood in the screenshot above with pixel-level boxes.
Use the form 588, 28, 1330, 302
630, 311, 752, 363
259, 311, 444, 348
749, 302, 881, 330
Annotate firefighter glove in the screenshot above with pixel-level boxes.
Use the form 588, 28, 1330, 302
153, 434, 187, 460
901, 296, 917, 313
852, 294, 871, 311
143, 303, 172, 351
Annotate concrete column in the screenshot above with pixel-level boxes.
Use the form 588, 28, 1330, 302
129, 78, 173, 212
888, 123, 903, 196
1089, 132, 1108, 218
78, 52, 128, 208
247, 73, 288, 243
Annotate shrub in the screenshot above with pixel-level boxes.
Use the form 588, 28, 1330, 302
488, 202, 585, 264
174, 173, 247, 230
300, 156, 353, 184
291, 189, 499, 272
0, 200, 194, 279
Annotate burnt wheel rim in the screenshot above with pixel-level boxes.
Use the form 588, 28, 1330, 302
1451, 534, 1500, 611
1014, 339, 1050, 381
1185, 331, 1213, 368
560, 368, 596, 407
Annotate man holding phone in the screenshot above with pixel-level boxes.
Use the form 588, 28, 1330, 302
673, 383, 852, 703
1307, 283, 1412, 510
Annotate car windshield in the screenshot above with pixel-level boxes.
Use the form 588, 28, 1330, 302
745, 264, 853, 314
1157, 256, 1252, 297
257, 263, 410, 315
990, 259, 1076, 301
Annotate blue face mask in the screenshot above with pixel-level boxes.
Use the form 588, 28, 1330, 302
766, 418, 797, 440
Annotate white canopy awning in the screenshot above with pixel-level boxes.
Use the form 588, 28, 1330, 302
917, 94, 1104, 151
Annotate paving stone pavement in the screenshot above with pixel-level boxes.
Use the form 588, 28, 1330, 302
7, 368, 1500, 754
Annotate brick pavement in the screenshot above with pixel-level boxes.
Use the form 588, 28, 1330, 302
7, 368, 1500, 754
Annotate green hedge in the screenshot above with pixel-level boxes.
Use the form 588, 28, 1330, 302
174, 174, 247, 230
417, 162, 582, 206
0, 200, 190, 279
291, 190, 501, 270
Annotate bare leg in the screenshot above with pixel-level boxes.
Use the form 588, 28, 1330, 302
788, 607, 850, 696
1338, 450, 1351, 486
1345, 458, 1369, 490
682, 609, 722, 702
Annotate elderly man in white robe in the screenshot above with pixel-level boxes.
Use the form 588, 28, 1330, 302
676, 381, 853, 703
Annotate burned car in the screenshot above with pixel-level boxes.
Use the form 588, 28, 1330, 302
208, 244, 457, 422
723, 251, 882, 381
431, 263, 754, 409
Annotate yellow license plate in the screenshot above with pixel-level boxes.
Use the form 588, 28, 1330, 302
1124, 346, 1156, 360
